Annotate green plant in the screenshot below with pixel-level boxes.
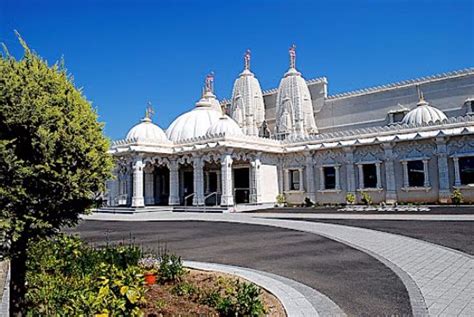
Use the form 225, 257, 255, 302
276, 194, 286, 205
451, 189, 463, 205
1, 33, 113, 313
172, 281, 197, 297
360, 192, 373, 205
304, 197, 314, 207
25, 235, 146, 316
345, 193, 356, 204
159, 253, 186, 283
214, 281, 266, 317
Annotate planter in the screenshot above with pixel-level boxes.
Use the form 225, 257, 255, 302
144, 272, 157, 285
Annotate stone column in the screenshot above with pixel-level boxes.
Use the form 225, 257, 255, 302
423, 159, 430, 187
168, 159, 180, 206
436, 138, 451, 203
284, 169, 290, 191
205, 171, 210, 193
402, 161, 409, 188
382, 144, 397, 203
305, 154, 316, 202
335, 165, 341, 190
144, 166, 155, 205
343, 147, 356, 195
216, 170, 221, 194
221, 153, 234, 206
319, 166, 325, 190
251, 156, 262, 203
357, 164, 364, 190
375, 162, 382, 189
298, 168, 305, 191
193, 156, 204, 206
131, 157, 145, 207
453, 157, 461, 187
277, 157, 284, 194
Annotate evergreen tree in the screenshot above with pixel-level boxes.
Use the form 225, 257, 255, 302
0, 33, 113, 316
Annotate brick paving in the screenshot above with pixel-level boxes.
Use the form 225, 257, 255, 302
83, 211, 474, 316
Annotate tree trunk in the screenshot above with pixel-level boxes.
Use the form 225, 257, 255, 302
9, 233, 28, 317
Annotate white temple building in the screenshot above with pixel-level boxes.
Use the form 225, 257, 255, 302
106, 47, 474, 210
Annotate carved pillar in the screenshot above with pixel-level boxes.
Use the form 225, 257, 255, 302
221, 153, 234, 206
319, 166, 325, 190
343, 147, 356, 195
335, 165, 341, 190
357, 164, 364, 189
168, 159, 180, 206
423, 159, 430, 187
402, 161, 410, 187
453, 157, 461, 187
193, 156, 204, 206
436, 138, 450, 203
131, 157, 145, 207
205, 171, 210, 193
251, 156, 262, 203
298, 168, 305, 191
382, 144, 397, 203
284, 169, 290, 191
216, 170, 221, 194
277, 157, 284, 194
144, 165, 155, 205
305, 154, 315, 202
375, 162, 382, 189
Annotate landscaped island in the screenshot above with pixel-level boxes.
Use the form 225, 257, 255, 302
23, 235, 284, 316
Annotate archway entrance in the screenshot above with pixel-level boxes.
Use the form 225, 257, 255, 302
154, 166, 169, 205
180, 167, 194, 206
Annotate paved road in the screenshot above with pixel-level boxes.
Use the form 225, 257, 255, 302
71, 220, 412, 316
277, 219, 474, 255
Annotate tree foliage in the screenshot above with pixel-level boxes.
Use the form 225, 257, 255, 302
0, 32, 113, 315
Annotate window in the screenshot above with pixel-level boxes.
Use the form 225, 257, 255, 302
459, 157, 474, 185
388, 108, 409, 124
323, 166, 336, 190
392, 112, 405, 123
407, 160, 425, 187
289, 169, 300, 190
363, 164, 377, 188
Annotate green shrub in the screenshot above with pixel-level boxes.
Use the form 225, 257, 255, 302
304, 197, 314, 207
172, 281, 197, 296
452, 189, 463, 205
360, 192, 372, 205
213, 281, 265, 317
25, 234, 146, 316
276, 194, 286, 205
159, 253, 186, 283
345, 193, 355, 204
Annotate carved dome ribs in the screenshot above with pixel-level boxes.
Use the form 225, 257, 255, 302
275, 45, 318, 138
402, 88, 448, 126
230, 50, 265, 137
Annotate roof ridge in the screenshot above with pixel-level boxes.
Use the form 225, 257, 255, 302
327, 67, 474, 100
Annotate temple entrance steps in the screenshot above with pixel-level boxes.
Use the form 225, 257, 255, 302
95, 206, 173, 214
95, 203, 275, 214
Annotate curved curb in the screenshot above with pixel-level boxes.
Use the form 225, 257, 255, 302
184, 261, 346, 317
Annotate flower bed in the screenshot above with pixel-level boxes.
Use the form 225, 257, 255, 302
23, 234, 285, 316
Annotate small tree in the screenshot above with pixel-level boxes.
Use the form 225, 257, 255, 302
0, 33, 113, 315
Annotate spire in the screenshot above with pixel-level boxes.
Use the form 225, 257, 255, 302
244, 49, 251, 70
143, 101, 154, 122
416, 84, 428, 106
289, 44, 296, 69
205, 72, 214, 93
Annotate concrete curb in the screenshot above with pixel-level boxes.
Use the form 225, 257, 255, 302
184, 260, 346, 317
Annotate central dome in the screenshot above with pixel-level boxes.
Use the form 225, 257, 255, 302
166, 73, 222, 142
207, 115, 244, 136
126, 109, 168, 143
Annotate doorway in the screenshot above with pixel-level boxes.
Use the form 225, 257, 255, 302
234, 167, 250, 204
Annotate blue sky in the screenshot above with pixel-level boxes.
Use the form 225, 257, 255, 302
1, 0, 473, 139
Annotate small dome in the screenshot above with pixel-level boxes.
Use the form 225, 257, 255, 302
402, 97, 447, 125
207, 115, 244, 136
126, 117, 168, 142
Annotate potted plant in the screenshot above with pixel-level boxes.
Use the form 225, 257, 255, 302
275, 194, 286, 207
360, 192, 372, 206
345, 193, 355, 205
138, 256, 160, 285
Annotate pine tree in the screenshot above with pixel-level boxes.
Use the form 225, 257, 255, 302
0, 33, 113, 316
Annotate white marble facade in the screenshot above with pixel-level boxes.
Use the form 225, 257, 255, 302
107, 48, 474, 208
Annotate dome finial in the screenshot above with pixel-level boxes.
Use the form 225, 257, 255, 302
244, 49, 251, 70
143, 101, 154, 122
205, 72, 215, 93
416, 84, 425, 102
289, 44, 296, 69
